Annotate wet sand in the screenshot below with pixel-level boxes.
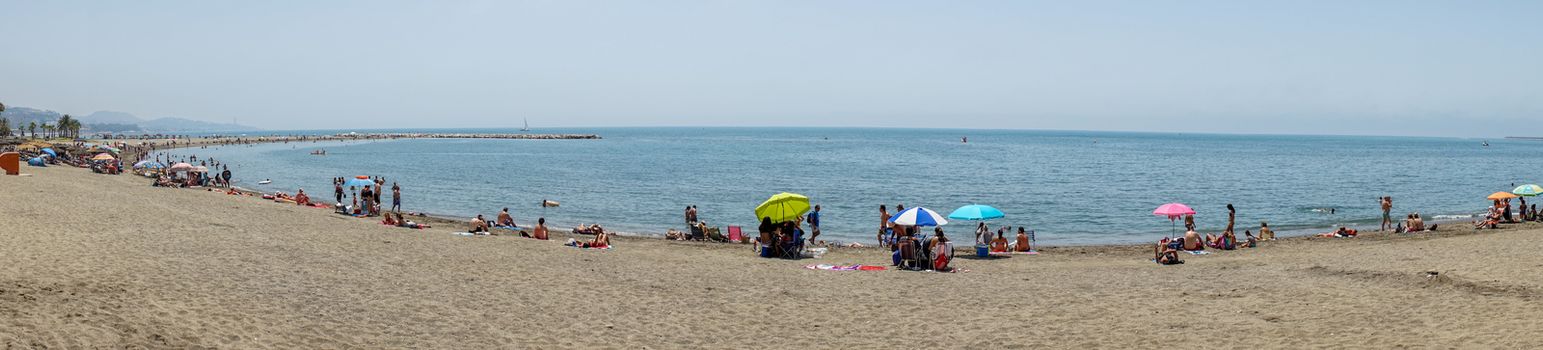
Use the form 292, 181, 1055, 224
4, 165, 1543, 348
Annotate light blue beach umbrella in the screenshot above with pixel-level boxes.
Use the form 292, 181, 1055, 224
134, 160, 166, 169
40, 148, 57, 158
947, 204, 1006, 221
343, 177, 375, 188
890, 207, 949, 227
1513, 184, 1543, 197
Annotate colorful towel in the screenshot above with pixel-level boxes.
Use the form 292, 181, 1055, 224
804, 264, 885, 271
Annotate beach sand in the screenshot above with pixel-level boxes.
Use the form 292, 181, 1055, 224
5, 165, 1543, 348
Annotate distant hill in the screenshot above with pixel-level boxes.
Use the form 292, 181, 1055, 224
2, 106, 260, 133
80, 110, 145, 124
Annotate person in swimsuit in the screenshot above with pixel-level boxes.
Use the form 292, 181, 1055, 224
990, 231, 1009, 252
975, 222, 990, 247
1182, 230, 1204, 250
469, 215, 489, 233
1259, 222, 1275, 240
391, 184, 401, 213
497, 208, 517, 227
1013, 227, 1032, 252
531, 217, 549, 240
1184, 214, 1195, 232
1154, 240, 1183, 265
878, 205, 891, 247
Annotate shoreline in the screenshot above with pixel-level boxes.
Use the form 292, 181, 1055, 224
121, 135, 1510, 248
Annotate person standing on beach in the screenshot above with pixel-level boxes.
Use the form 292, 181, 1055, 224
391, 183, 401, 213
1380, 196, 1393, 231
878, 205, 891, 246
334, 180, 344, 204
807, 205, 821, 244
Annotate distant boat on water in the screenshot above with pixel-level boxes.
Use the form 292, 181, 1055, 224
521, 119, 531, 132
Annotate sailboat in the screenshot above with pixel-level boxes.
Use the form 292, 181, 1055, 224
521, 118, 531, 132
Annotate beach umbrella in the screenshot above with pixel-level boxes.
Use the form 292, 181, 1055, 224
1488, 192, 1519, 201
192, 166, 208, 173
40, 148, 56, 158
1153, 203, 1196, 238
947, 204, 1006, 221
890, 207, 949, 227
1513, 184, 1543, 197
91, 153, 116, 161
343, 177, 375, 188
27, 157, 46, 167
168, 163, 193, 172
754, 192, 810, 223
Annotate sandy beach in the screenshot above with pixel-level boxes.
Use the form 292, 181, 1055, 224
5, 165, 1543, 348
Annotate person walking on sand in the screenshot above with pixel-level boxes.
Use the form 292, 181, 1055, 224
334, 180, 344, 204
1380, 196, 1393, 231
807, 205, 822, 244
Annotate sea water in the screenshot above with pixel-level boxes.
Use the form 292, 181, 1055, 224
163, 127, 1543, 245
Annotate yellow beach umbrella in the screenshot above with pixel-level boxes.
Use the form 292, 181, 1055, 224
1487, 192, 1519, 201
754, 192, 811, 224
91, 153, 116, 161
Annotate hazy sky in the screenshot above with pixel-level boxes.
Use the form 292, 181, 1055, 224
3, 0, 1540, 136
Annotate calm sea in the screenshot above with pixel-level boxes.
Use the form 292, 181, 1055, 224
159, 127, 1542, 245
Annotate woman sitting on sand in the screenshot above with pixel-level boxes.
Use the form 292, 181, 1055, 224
989, 231, 1009, 253
1012, 227, 1032, 252
295, 189, 310, 206
1205, 230, 1236, 250
532, 218, 549, 240
1154, 241, 1183, 265
383, 214, 398, 226
1259, 222, 1275, 240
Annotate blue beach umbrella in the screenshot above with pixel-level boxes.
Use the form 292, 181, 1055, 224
947, 204, 1006, 221
890, 207, 949, 227
343, 177, 375, 188
134, 160, 166, 169
27, 157, 46, 167
40, 148, 57, 158
1514, 184, 1543, 197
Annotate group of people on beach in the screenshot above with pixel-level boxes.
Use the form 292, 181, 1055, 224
1154, 204, 1272, 265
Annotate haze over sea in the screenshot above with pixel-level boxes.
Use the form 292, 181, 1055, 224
166, 127, 1541, 245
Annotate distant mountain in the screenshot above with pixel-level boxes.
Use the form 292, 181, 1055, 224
0, 107, 64, 126
79, 110, 145, 124
140, 117, 259, 133
1, 106, 260, 133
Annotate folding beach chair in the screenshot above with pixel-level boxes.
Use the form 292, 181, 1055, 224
726, 226, 744, 243
780, 231, 805, 259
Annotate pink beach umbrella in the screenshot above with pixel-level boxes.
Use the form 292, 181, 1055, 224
1153, 203, 1196, 238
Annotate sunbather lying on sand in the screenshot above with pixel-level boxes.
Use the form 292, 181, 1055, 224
395, 213, 426, 229
573, 224, 605, 235
1316, 227, 1357, 238
567, 229, 609, 248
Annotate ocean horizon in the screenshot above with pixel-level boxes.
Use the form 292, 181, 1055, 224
157, 127, 1542, 245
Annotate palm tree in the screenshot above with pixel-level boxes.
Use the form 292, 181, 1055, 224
42, 123, 54, 138
57, 115, 79, 139
0, 118, 9, 137
28, 121, 37, 138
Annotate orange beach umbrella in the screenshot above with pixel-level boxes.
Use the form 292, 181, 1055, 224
1488, 192, 1519, 201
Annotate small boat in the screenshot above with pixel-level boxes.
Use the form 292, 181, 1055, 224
257, 179, 272, 185
521, 118, 531, 132
1482, 141, 1490, 147
542, 199, 560, 207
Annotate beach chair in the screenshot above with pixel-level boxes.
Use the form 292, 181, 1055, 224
689, 223, 705, 241
780, 231, 805, 259
726, 226, 744, 243
706, 226, 728, 242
